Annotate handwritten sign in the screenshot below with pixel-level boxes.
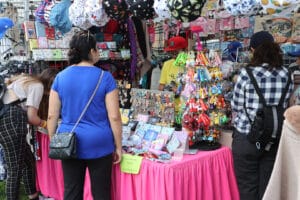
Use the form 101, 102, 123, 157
120, 154, 143, 174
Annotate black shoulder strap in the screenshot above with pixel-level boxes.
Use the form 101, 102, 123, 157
278, 70, 291, 106
243, 67, 291, 123
245, 67, 267, 106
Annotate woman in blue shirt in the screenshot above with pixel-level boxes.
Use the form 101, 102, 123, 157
47, 31, 122, 200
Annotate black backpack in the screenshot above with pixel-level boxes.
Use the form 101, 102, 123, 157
244, 68, 291, 151
0, 75, 8, 117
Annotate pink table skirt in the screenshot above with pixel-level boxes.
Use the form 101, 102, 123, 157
36, 132, 240, 200
36, 132, 92, 200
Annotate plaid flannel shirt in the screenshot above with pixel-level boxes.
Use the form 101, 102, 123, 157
231, 65, 294, 134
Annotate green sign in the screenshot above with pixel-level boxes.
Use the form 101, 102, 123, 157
120, 154, 143, 174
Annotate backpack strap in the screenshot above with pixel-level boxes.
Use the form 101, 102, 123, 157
244, 67, 291, 123
243, 67, 264, 124
278, 70, 291, 106
245, 67, 267, 106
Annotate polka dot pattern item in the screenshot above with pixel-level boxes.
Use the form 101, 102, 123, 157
84, 0, 110, 27
125, 0, 155, 20
223, 0, 261, 16
103, 0, 129, 21
69, 0, 92, 30
259, 0, 299, 15
167, 0, 206, 22
153, 0, 171, 21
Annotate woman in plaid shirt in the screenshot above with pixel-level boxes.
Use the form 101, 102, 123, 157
231, 31, 294, 200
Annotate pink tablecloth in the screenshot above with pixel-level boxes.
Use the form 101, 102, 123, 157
36, 132, 91, 200
36, 132, 239, 200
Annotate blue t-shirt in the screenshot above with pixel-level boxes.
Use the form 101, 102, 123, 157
52, 66, 117, 159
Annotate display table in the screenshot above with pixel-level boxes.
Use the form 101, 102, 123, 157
36, 132, 240, 200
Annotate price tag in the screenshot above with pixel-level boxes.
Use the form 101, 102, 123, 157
120, 154, 143, 174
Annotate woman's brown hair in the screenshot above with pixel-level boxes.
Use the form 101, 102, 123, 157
37, 68, 58, 120
249, 41, 283, 69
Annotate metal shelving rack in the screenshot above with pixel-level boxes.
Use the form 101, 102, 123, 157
0, 0, 40, 65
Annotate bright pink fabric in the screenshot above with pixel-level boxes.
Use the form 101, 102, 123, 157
36, 132, 64, 199
36, 132, 239, 200
111, 147, 240, 200
36, 132, 92, 200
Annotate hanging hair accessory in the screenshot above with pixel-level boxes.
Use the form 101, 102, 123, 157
190, 25, 203, 51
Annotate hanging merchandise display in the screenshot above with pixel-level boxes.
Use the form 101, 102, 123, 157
223, 0, 261, 16
69, 0, 92, 30
43, 0, 56, 26
190, 17, 208, 37
49, 0, 72, 34
167, 0, 206, 22
0, 17, 14, 39
266, 18, 292, 43
35, 0, 52, 25
125, 0, 155, 20
103, 0, 129, 21
254, 16, 292, 43
84, 0, 110, 27
153, 0, 171, 22
222, 41, 243, 62
259, 0, 300, 15
164, 36, 188, 52
179, 49, 231, 150
130, 89, 175, 126
291, 13, 300, 43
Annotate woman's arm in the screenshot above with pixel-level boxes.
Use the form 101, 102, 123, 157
105, 89, 122, 164
47, 89, 61, 139
27, 106, 45, 127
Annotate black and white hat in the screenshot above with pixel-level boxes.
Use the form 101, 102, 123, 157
167, 0, 206, 22
126, 0, 155, 20
103, 0, 129, 21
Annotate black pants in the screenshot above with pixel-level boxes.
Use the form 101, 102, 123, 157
232, 129, 278, 200
0, 105, 36, 200
62, 153, 113, 200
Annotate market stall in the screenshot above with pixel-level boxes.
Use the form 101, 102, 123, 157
37, 131, 239, 200
0, 0, 300, 199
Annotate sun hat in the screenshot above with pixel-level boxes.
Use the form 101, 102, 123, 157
259, 0, 292, 15
288, 49, 300, 57
69, 0, 92, 30
49, 0, 72, 34
103, 0, 129, 21
164, 36, 188, 52
167, 0, 206, 22
250, 31, 274, 49
153, 0, 171, 22
126, 0, 155, 20
223, 0, 261, 16
227, 41, 242, 53
84, 0, 110, 27
0, 17, 14, 39
224, 41, 243, 62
